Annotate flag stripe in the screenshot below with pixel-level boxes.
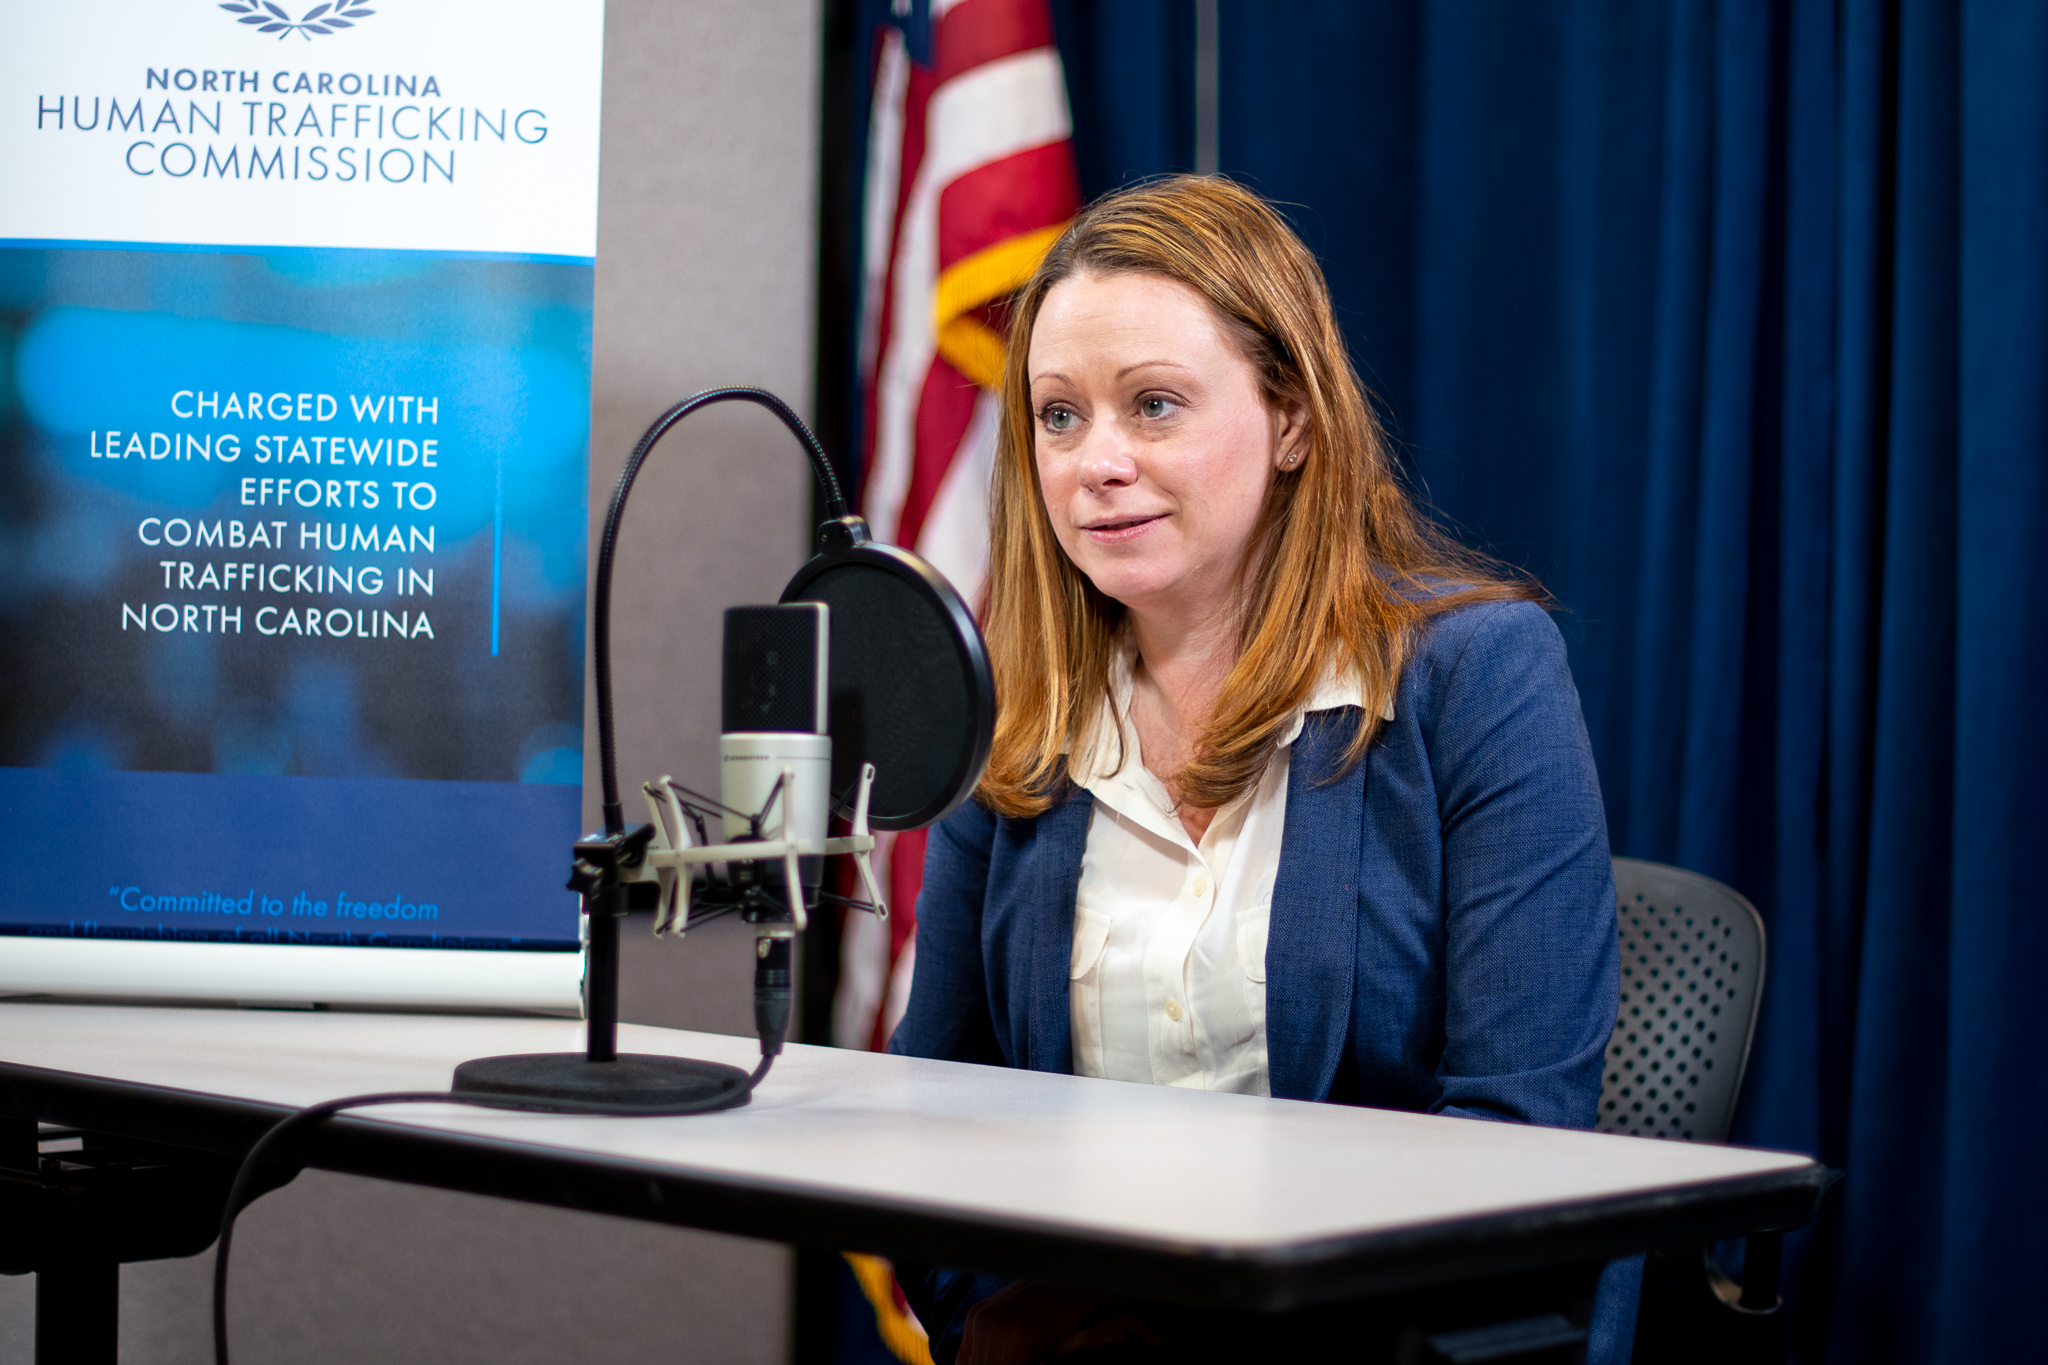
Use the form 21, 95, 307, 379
861, 56, 935, 528
900, 356, 984, 550
937, 142, 1079, 271
923, 50, 1072, 200
857, 29, 914, 385
868, 826, 930, 1051
935, 0, 1057, 83
915, 388, 1002, 612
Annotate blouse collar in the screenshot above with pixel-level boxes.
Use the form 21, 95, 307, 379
1068, 644, 1393, 789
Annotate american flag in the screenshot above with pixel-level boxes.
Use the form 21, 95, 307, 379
833, 0, 1079, 1053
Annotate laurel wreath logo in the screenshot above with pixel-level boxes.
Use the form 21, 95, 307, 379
219, 1, 377, 40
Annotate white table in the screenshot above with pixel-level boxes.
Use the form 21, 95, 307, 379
0, 1001, 1822, 1337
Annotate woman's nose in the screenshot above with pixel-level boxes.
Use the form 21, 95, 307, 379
1075, 429, 1138, 491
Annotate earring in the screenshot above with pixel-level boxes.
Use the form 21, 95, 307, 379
1282, 449, 1300, 467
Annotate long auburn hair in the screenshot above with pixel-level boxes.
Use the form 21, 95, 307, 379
977, 175, 1537, 818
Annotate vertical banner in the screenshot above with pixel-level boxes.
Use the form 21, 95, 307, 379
0, 2, 603, 981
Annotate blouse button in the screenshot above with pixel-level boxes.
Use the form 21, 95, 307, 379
1165, 998, 1183, 1022
1192, 874, 1209, 898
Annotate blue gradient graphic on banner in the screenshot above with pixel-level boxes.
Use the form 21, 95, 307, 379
0, 244, 589, 946
0, 768, 579, 947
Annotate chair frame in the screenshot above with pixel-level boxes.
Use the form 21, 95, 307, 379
1605, 857, 1797, 1365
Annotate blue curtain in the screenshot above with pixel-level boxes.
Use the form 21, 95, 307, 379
830, 2, 2048, 1359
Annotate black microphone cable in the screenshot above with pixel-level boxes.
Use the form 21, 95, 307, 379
210, 1053, 775, 1365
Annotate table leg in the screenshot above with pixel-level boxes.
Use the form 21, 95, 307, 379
36, 1257, 118, 1365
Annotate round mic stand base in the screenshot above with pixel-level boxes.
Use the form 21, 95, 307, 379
451, 1053, 754, 1112
448, 829, 764, 1115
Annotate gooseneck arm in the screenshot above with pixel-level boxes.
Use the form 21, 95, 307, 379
591, 387, 844, 836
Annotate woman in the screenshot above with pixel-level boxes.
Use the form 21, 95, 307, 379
888, 176, 1627, 1363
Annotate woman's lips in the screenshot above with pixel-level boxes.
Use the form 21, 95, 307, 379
1081, 513, 1166, 544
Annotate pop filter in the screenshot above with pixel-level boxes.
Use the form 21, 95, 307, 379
783, 517, 994, 831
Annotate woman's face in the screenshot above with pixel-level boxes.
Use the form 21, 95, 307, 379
1028, 270, 1302, 625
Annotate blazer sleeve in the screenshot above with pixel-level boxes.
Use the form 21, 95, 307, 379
1420, 599, 1619, 1128
886, 794, 1006, 1066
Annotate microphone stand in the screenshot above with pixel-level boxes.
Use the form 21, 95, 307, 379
450, 388, 863, 1112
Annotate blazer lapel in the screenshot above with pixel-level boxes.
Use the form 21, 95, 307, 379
1024, 791, 1091, 1073
1266, 711, 1364, 1100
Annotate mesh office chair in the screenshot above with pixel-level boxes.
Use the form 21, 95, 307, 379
1599, 858, 1785, 1365
1599, 858, 1765, 1143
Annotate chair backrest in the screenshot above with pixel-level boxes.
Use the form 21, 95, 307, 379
1597, 858, 1766, 1142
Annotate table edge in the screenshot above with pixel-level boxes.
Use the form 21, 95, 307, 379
0, 1058, 1828, 1311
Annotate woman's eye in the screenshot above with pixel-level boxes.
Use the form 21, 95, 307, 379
1138, 396, 1178, 420
1041, 406, 1078, 433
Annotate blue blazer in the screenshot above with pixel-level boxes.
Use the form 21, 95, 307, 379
887, 599, 1625, 1357
891, 598, 1619, 1120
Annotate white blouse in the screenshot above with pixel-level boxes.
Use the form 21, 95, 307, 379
1067, 656, 1386, 1096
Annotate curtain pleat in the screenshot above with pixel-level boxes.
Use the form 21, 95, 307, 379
1946, 2, 2048, 1358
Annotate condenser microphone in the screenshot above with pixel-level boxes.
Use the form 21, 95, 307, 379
721, 603, 831, 1056
720, 603, 832, 859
